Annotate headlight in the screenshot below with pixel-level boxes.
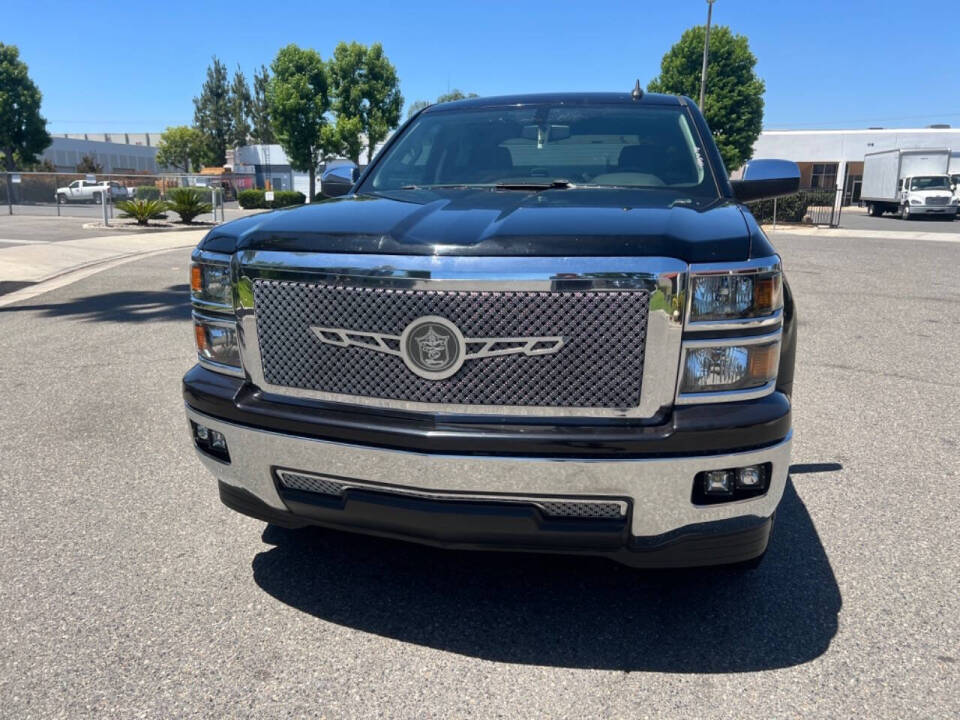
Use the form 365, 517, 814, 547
689, 270, 782, 322
680, 340, 780, 395
909, 198, 922, 205
193, 314, 241, 369
190, 251, 241, 376
191, 261, 232, 308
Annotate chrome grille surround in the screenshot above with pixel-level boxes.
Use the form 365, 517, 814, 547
275, 469, 628, 519
235, 252, 687, 419
925, 196, 949, 206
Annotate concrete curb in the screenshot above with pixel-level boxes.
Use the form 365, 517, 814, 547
763, 225, 960, 243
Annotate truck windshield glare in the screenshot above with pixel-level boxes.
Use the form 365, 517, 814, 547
910, 176, 951, 190
364, 105, 717, 198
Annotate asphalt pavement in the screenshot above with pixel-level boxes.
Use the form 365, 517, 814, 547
838, 205, 959, 233
0, 234, 957, 718
0, 203, 251, 247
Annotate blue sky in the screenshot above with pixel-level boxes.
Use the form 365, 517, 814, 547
6, 0, 959, 134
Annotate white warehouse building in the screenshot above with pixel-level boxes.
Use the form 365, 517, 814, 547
751, 126, 960, 205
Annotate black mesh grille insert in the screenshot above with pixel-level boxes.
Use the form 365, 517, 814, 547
253, 280, 649, 408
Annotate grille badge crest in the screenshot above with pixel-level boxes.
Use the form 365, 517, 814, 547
312, 315, 564, 381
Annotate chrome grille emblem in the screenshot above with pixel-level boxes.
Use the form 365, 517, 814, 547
312, 315, 564, 381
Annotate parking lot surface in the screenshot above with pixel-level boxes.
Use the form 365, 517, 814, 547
0, 203, 250, 246
838, 206, 958, 233
0, 233, 957, 718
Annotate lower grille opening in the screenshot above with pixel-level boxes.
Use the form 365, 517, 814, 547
275, 469, 627, 520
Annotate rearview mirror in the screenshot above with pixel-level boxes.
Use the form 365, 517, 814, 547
731, 159, 801, 202
321, 164, 360, 198
520, 125, 572, 143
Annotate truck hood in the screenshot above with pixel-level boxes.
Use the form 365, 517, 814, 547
202, 188, 761, 262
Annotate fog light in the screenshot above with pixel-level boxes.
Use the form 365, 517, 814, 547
703, 470, 733, 495
737, 465, 763, 488
191, 421, 230, 463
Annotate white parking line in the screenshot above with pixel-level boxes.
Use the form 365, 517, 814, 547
0, 238, 54, 245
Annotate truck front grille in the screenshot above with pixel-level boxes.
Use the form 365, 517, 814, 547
925, 196, 949, 206
253, 280, 649, 409
276, 470, 628, 519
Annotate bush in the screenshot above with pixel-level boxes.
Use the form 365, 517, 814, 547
167, 187, 212, 224
746, 190, 833, 224
135, 186, 161, 201
187, 185, 214, 199
238, 189, 306, 209
116, 198, 169, 225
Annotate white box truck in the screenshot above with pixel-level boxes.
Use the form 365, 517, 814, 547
950, 153, 960, 204
861, 148, 958, 219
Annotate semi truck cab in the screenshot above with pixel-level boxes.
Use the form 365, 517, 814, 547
896, 175, 958, 218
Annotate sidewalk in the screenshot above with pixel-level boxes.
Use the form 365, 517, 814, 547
763, 225, 960, 243
0, 229, 205, 305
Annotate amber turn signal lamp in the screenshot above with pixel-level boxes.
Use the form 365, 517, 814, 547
748, 343, 778, 379
194, 322, 207, 352
190, 264, 204, 294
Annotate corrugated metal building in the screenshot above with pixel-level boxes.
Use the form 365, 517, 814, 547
42, 136, 162, 173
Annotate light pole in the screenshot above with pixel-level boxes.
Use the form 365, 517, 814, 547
699, 0, 716, 110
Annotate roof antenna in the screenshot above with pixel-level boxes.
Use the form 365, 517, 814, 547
632, 79, 644, 101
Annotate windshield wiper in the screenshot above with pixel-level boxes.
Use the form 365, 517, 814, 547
494, 179, 574, 191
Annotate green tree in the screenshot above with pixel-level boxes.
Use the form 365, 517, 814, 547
156, 126, 206, 172
328, 42, 403, 163
228, 66, 252, 149
193, 56, 231, 167
76, 154, 102, 173
268, 44, 335, 201
250, 65, 275, 144
436, 89, 478, 104
647, 25, 764, 171
406, 90, 478, 119
406, 99, 430, 119
0, 43, 51, 171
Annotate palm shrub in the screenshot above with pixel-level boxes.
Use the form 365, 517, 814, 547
167, 187, 213, 224
116, 198, 169, 225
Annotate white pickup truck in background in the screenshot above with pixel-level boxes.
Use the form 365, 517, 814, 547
55, 180, 131, 204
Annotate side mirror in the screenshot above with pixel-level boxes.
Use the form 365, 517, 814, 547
321, 165, 360, 198
731, 159, 801, 202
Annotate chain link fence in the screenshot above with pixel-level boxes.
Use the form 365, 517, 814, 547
1, 171, 258, 224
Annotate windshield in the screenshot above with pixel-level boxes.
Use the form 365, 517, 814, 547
910, 176, 951, 190
363, 104, 717, 198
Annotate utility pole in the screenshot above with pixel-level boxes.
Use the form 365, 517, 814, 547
699, 0, 716, 110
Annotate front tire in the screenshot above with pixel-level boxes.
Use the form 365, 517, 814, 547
901, 204, 910, 219
57, 193, 68, 204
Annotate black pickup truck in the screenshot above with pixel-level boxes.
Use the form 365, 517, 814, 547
184, 91, 800, 569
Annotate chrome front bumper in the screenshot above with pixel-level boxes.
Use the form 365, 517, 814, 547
186, 406, 791, 539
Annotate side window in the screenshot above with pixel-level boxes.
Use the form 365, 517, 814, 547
69, 181, 79, 189
897, 179, 903, 191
